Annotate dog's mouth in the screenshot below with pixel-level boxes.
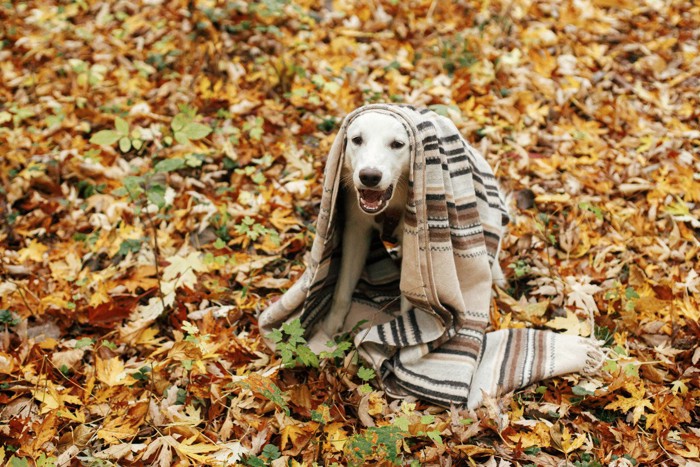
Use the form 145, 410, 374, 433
358, 185, 394, 214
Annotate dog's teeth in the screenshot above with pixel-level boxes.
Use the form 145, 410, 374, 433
359, 187, 392, 213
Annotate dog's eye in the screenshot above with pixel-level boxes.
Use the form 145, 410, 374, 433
390, 140, 405, 150
351, 136, 363, 145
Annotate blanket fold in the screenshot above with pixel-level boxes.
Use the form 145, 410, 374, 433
260, 104, 603, 408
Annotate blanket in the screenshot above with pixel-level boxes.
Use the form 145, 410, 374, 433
259, 104, 604, 408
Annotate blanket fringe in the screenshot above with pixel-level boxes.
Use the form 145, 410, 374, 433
583, 305, 606, 375
582, 340, 607, 375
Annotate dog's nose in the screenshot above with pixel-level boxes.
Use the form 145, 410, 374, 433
359, 168, 382, 187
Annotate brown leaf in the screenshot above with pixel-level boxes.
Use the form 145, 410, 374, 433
87, 294, 140, 325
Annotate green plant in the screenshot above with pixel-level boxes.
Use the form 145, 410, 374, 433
90, 116, 143, 152
268, 319, 319, 368
75, 338, 95, 349
267, 318, 362, 370
509, 259, 531, 278
604, 283, 639, 314
579, 202, 604, 221
131, 366, 151, 381
76, 179, 106, 199
439, 34, 477, 75
319, 339, 352, 361
0, 309, 19, 327
234, 216, 280, 245
242, 116, 264, 141
357, 366, 375, 394
345, 425, 404, 466
117, 238, 143, 256
0, 104, 35, 127
111, 159, 181, 211
242, 444, 281, 467
169, 108, 212, 145
68, 58, 107, 87
100, 340, 117, 350
573, 452, 603, 467
6, 454, 57, 467
45, 107, 65, 127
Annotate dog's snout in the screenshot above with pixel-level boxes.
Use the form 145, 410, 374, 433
359, 168, 382, 187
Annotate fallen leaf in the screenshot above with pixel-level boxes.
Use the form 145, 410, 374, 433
545, 310, 591, 336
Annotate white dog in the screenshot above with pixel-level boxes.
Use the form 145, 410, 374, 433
321, 111, 505, 337
321, 112, 412, 337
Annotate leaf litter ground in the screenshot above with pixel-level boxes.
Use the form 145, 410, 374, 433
0, 0, 699, 465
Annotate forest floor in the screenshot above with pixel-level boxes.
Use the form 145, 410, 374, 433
1, 0, 699, 465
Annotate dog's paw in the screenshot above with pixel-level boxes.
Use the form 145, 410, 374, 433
319, 320, 342, 338
321, 302, 350, 337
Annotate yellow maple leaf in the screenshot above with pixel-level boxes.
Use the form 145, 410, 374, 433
367, 392, 385, 416
670, 380, 688, 395
97, 401, 148, 445
523, 300, 550, 319
545, 310, 591, 336
57, 407, 86, 423
167, 404, 203, 428
676, 297, 700, 322
134, 326, 163, 346
673, 443, 700, 459
508, 421, 551, 448
48, 251, 82, 281
174, 436, 220, 463
17, 239, 48, 263
41, 293, 71, 312
605, 381, 653, 425
324, 422, 348, 452
97, 418, 141, 445
88, 280, 111, 307
280, 424, 304, 451
559, 426, 586, 454
31, 380, 85, 423
197, 76, 224, 100
163, 251, 207, 289
400, 401, 416, 415
95, 356, 137, 386
32, 384, 61, 413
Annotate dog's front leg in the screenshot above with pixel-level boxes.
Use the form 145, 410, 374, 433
322, 217, 373, 337
400, 295, 412, 314
396, 228, 412, 315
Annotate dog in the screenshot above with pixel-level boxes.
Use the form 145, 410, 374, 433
321, 111, 506, 337
321, 111, 412, 337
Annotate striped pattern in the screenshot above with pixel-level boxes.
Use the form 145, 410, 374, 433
260, 104, 603, 408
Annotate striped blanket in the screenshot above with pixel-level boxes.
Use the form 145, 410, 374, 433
260, 104, 603, 408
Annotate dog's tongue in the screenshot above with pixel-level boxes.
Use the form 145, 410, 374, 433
362, 190, 383, 203
359, 189, 385, 211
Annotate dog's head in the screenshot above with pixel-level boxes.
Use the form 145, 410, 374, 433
344, 112, 410, 215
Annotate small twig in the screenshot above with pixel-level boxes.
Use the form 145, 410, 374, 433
124, 180, 167, 311
39, 353, 87, 391
143, 204, 167, 311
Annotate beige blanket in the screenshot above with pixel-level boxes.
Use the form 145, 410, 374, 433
260, 104, 603, 408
